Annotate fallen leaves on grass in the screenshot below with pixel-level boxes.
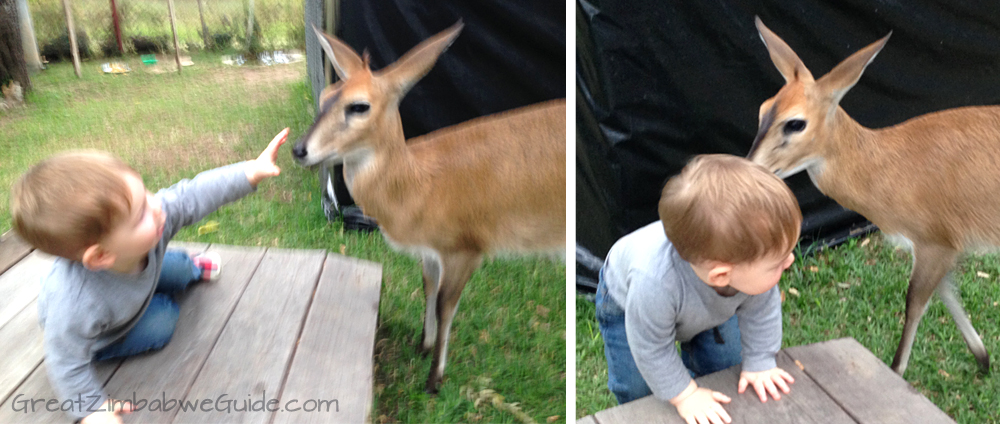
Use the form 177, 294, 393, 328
938, 369, 951, 379
860, 238, 870, 247
197, 220, 219, 235
462, 377, 537, 424
788, 287, 801, 297
977, 271, 990, 279
536, 305, 551, 318
808, 266, 819, 273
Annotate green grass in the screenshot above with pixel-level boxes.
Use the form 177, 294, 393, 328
0, 54, 565, 424
576, 234, 1000, 423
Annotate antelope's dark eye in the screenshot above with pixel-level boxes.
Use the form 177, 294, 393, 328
346, 102, 370, 115
783, 119, 806, 134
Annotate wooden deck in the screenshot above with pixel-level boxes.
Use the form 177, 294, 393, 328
578, 338, 956, 424
0, 232, 382, 424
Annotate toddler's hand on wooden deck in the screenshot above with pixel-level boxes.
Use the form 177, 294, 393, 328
671, 381, 732, 424
738, 366, 794, 403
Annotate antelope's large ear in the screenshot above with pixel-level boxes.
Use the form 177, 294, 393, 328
378, 21, 464, 97
755, 16, 814, 83
816, 31, 891, 106
312, 24, 366, 80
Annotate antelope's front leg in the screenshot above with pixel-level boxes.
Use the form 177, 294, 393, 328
419, 255, 442, 355
425, 251, 481, 394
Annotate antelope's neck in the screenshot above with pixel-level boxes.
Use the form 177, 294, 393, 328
344, 117, 427, 229
809, 108, 879, 209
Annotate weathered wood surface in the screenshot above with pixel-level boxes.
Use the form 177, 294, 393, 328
0, 231, 33, 275
784, 338, 955, 424
0, 360, 123, 424
0, 300, 43, 409
102, 244, 263, 423
272, 253, 383, 424
175, 248, 327, 424
0, 252, 52, 333
581, 338, 955, 424
0, 243, 383, 424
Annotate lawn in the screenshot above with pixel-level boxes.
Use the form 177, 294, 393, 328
0, 54, 565, 424
576, 234, 1000, 423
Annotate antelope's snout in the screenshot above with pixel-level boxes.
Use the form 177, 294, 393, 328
292, 138, 309, 162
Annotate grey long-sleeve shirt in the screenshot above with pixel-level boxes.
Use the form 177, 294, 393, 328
602, 221, 783, 402
37, 162, 253, 420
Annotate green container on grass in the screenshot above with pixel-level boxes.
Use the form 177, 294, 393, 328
141, 54, 157, 65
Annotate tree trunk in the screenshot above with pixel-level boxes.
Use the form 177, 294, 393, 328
0, 0, 30, 92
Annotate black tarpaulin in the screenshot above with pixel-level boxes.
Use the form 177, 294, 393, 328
576, 0, 1000, 290
338, 1, 566, 138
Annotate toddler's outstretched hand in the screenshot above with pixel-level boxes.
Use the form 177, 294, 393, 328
246, 128, 289, 187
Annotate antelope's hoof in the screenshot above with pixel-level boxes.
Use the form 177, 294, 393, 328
424, 378, 440, 395
976, 353, 990, 374
416, 341, 432, 357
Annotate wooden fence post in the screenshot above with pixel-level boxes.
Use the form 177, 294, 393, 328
109, 0, 122, 54
245, 0, 254, 52
197, 0, 210, 49
166, 0, 181, 73
61, 0, 80, 77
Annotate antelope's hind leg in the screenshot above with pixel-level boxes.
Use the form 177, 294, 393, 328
937, 277, 990, 372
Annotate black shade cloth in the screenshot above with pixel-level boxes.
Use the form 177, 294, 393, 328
577, 0, 1000, 290
338, 0, 566, 138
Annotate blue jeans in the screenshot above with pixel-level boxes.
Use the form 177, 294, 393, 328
595, 269, 742, 405
94, 250, 201, 361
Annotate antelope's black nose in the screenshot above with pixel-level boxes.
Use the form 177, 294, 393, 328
292, 142, 307, 159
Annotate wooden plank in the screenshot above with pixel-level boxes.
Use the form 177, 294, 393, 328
694, 351, 854, 424
0, 360, 122, 423
592, 395, 681, 424
174, 248, 327, 423
0, 252, 53, 331
593, 350, 855, 424
784, 338, 956, 424
0, 301, 43, 407
577, 415, 600, 424
101, 245, 266, 423
272, 254, 382, 424
0, 230, 33, 275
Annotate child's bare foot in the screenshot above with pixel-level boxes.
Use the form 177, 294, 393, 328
192, 252, 222, 281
